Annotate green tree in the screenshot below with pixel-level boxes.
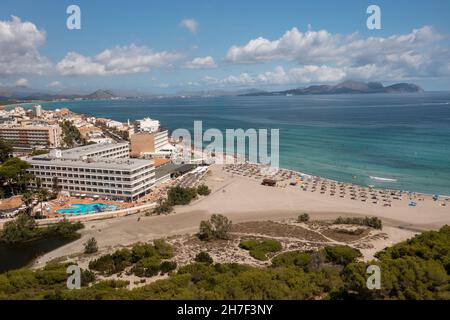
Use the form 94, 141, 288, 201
197, 184, 211, 196
0, 139, 13, 163
324, 246, 362, 266
60, 120, 86, 147
0, 214, 38, 243
84, 237, 99, 254
0, 157, 33, 196
195, 252, 214, 264
198, 214, 232, 241
167, 186, 197, 205
160, 261, 177, 274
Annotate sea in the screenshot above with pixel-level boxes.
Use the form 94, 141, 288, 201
16, 92, 450, 196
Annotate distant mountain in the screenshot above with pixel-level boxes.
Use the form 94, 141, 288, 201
84, 89, 117, 100
174, 88, 266, 97
0, 87, 120, 102
241, 81, 424, 96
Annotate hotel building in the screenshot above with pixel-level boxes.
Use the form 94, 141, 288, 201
0, 124, 62, 148
26, 143, 155, 202
130, 130, 175, 157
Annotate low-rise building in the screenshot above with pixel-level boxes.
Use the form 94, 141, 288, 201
135, 117, 160, 133
26, 143, 155, 202
0, 124, 62, 148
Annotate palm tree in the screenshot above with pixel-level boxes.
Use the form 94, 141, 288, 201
21, 191, 34, 215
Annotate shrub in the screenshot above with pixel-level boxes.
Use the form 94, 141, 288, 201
167, 186, 197, 206
195, 252, 214, 264
131, 243, 157, 263
198, 214, 232, 241
272, 251, 311, 269
133, 257, 161, 277
88, 249, 132, 275
153, 239, 174, 259
197, 184, 211, 196
81, 269, 96, 286
239, 239, 282, 261
333, 216, 382, 230
46, 220, 84, 239
297, 213, 310, 223
83, 237, 98, 254
198, 221, 214, 241
152, 200, 173, 215
324, 246, 362, 266
0, 214, 37, 243
160, 261, 177, 274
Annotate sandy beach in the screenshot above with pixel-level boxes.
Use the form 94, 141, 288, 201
32, 163, 449, 268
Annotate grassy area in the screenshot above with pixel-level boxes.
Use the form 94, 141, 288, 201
239, 239, 282, 261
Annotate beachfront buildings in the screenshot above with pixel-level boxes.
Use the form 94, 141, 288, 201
26, 143, 155, 202
0, 124, 62, 148
130, 130, 175, 158
135, 117, 160, 133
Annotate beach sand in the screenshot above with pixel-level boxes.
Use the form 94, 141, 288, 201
32, 164, 449, 268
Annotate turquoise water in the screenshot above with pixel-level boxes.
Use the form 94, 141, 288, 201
56, 203, 118, 215
34, 93, 450, 195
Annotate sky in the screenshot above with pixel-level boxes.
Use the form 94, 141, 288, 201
1, 0, 450, 93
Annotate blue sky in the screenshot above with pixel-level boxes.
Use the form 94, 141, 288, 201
1, 0, 450, 93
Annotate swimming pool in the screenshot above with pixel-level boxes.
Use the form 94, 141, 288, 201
56, 203, 119, 215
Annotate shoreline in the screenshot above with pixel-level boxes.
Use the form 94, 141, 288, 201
9, 100, 450, 197
195, 148, 450, 200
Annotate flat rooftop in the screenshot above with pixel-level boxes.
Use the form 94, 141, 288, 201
28, 156, 153, 171
155, 163, 196, 179
61, 142, 130, 159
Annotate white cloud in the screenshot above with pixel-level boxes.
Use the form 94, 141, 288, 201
14, 78, 29, 87
202, 64, 408, 87
180, 19, 199, 34
48, 81, 62, 88
0, 16, 52, 75
224, 26, 450, 81
56, 45, 182, 76
184, 56, 217, 69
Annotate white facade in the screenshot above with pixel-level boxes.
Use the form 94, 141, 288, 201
135, 117, 160, 133
33, 105, 42, 118
60, 142, 130, 159
26, 143, 154, 201
154, 130, 169, 152
106, 120, 124, 129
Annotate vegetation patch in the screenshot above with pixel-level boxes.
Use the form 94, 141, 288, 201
0, 214, 83, 244
198, 214, 232, 241
195, 252, 214, 264
232, 221, 328, 242
0, 226, 449, 299
239, 239, 282, 261
88, 240, 175, 278
324, 246, 363, 266
167, 186, 197, 206
196, 184, 211, 196
333, 216, 382, 230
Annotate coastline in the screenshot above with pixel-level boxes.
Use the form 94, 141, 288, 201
11, 95, 450, 197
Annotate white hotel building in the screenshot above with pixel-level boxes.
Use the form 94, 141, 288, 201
26, 143, 155, 202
